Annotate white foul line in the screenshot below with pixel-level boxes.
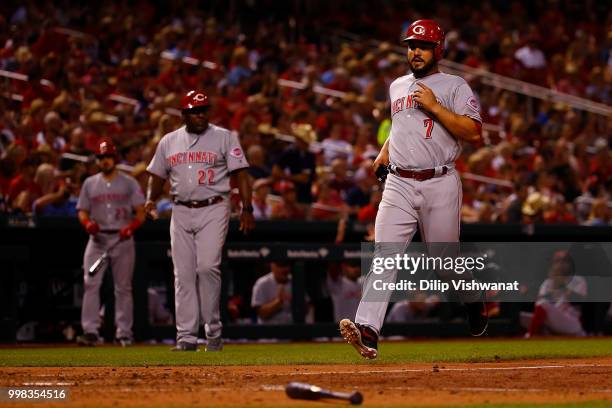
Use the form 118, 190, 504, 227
384, 386, 612, 393
284, 363, 612, 376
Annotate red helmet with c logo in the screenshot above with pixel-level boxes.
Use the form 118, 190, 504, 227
96, 137, 117, 157
180, 90, 210, 110
402, 19, 445, 61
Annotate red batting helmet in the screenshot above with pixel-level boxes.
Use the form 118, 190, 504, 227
180, 90, 210, 110
96, 138, 117, 157
402, 19, 445, 60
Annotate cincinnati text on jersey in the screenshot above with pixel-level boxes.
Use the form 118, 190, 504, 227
391, 94, 443, 116
91, 193, 130, 203
166, 151, 219, 167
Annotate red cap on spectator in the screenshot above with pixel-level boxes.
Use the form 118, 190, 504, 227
181, 90, 210, 110
277, 180, 296, 193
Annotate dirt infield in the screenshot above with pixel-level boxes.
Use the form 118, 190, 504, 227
2, 357, 612, 407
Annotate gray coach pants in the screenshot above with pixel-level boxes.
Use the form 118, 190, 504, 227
170, 200, 230, 344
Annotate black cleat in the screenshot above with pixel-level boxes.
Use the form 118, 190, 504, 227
465, 301, 489, 336
339, 319, 378, 359
171, 341, 198, 352
205, 337, 223, 352
76, 333, 99, 347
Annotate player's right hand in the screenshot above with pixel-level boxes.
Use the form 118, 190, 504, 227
144, 200, 159, 220
239, 211, 255, 235
84, 220, 100, 235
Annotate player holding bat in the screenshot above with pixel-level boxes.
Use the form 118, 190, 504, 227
76, 138, 146, 347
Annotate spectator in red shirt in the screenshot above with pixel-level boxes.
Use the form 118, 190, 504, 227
0, 143, 27, 196
312, 180, 348, 221
357, 188, 382, 223
7, 157, 43, 213
83, 111, 114, 153
270, 181, 306, 220
328, 158, 355, 199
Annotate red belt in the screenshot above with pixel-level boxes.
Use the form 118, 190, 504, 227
392, 166, 448, 181
174, 196, 223, 208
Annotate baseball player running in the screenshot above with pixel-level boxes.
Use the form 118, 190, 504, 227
340, 20, 488, 359
145, 90, 254, 352
76, 138, 146, 347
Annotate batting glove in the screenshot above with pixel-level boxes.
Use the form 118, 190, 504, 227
119, 226, 133, 240
84, 220, 100, 235
375, 164, 389, 183
119, 218, 143, 240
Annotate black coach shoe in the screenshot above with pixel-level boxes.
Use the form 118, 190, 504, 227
339, 319, 378, 359
465, 301, 489, 336
171, 341, 198, 352
76, 333, 99, 347
205, 337, 223, 352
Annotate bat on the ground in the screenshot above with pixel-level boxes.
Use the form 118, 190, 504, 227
285, 382, 363, 405
88, 240, 121, 277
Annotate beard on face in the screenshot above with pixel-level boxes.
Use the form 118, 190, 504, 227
187, 121, 208, 134
183, 109, 210, 134
101, 164, 115, 175
408, 57, 435, 74
98, 157, 116, 175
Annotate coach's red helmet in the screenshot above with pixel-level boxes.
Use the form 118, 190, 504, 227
180, 90, 210, 110
96, 138, 117, 157
402, 19, 445, 60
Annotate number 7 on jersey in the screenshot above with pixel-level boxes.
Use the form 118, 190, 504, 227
423, 118, 434, 139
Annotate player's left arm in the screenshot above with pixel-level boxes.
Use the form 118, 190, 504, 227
233, 168, 255, 234
226, 130, 255, 234
413, 83, 481, 143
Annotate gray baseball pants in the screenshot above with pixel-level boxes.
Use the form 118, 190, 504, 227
170, 200, 230, 344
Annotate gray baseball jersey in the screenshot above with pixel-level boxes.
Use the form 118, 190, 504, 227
388, 72, 481, 169
355, 71, 482, 333
146, 124, 249, 200
77, 171, 144, 340
77, 172, 145, 229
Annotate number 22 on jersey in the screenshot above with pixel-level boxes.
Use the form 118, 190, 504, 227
198, 169, 215, 185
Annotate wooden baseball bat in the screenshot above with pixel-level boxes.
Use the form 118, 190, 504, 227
285, 382, 363, 405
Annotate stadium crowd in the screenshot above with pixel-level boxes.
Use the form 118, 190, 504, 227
0, 0, 610, 228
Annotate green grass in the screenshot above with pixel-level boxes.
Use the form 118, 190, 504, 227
407, 403, 612, 408
0, 338, 611, 367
